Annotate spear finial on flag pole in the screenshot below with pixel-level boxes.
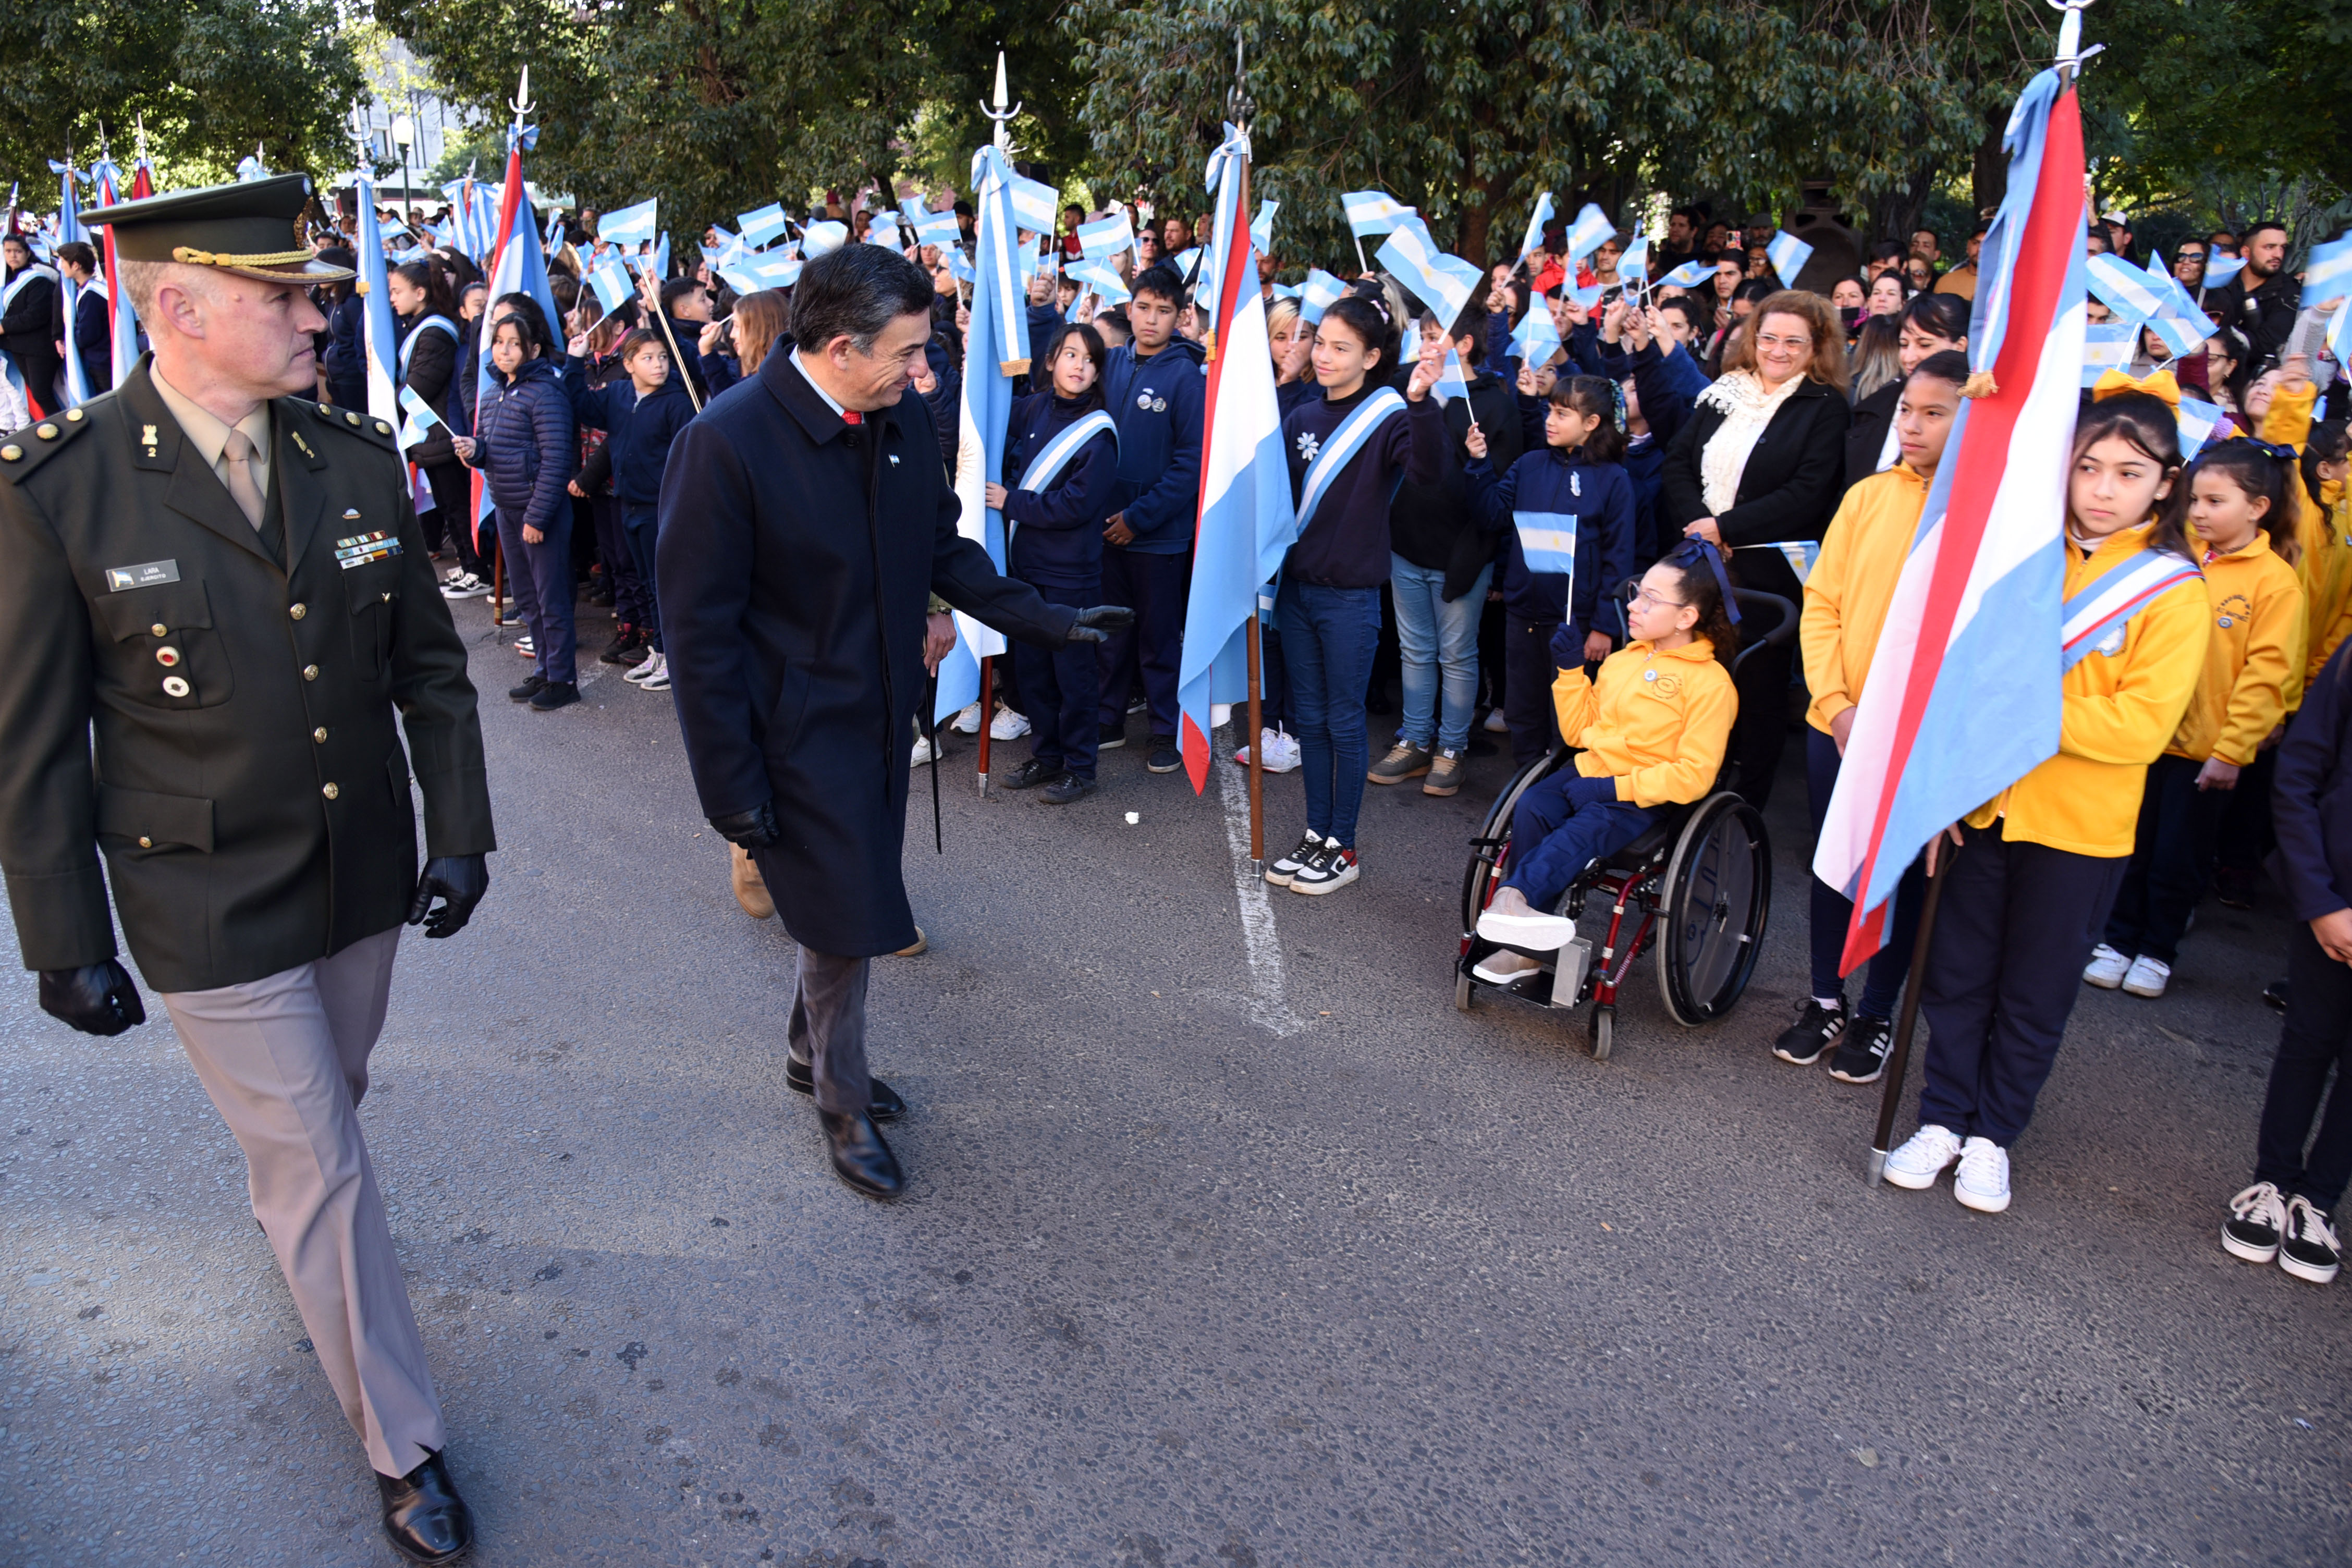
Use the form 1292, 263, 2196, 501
981, 50, 1020, 155
510, 65, 535, 134
2051, 0, 2096, 76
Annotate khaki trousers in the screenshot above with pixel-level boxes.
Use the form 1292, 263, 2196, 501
160, 925, 445, 1477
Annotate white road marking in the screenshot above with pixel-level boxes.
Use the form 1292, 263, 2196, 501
1216, 730, 1302, 1037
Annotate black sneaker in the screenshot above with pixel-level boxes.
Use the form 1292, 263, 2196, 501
1097, 721, 1128, 751
1826, 1012, 1894, 1083
2281, 1196, 2341, 1284
529, 680, 580, 712
1040, 774, 1097, 804
1265, 831, 1324, 887
598, 631, 644, 665
1772, 997, 1846, 1065
1290, 841, 1359, 895
1146, 740, 1182, 774
2222, 1181, 2286, 1264
507, 673, 547, 703
2263, 975, 2291, 1013
1002, 757, 1060, 790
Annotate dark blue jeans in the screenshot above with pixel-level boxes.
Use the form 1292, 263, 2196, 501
624, 505, 662, 653
2255, 920, 2352, 1208
1278, 578, 1382, 846
1014, 578, 1102, 779
1807, 726, 1927, 1016
495, 507, 578, 683
1504, 773, 1659, 910
2105, 752, 2228, 964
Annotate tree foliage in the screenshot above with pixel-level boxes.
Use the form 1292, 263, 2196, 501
0, 0, 364, 191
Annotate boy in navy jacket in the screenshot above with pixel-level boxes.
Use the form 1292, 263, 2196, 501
1095, 265, 1206, 772
562, 325, 698, 690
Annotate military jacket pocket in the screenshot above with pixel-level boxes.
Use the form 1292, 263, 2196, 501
95, 783, 215, 854
346, 562, 400, 681
91, 580, 235, 709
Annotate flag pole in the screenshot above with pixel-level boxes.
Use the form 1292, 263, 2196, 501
1230, 41, 1268, 869
1866, 853, 1949, 1184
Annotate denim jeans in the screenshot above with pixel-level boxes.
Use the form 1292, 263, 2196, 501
1278, 577, 1382, 847
1390, 555, 1492, 755
623, 505, 663, 653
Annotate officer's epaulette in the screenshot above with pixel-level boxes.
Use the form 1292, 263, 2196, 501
298, 398, 401, 450
0, 406, 96, 483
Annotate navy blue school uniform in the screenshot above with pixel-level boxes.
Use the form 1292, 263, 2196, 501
562, 355, 697, 653
1463, 442, 1638, 765
1003, 390, 1119, 780
1097, 335, 1206, 742
2255, 644, 2352, 1209
68, 282, 112, 395
1277, 383, 1448, 850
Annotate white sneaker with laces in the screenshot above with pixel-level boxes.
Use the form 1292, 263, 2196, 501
2121, 954, 2171, 998
1260, 725, 1301, 773
514, 635, 536, 657
637, 652, 670, 692
1482, 707, 1509, 733
910, 732, 939, 766
989, 706, 1032, 740
1883, 1124, 1963, 1190
2082, 944, 2130, 988
623, 649, 662, 684
950, 702, 983, 735
1953, 1136, 2012, 1212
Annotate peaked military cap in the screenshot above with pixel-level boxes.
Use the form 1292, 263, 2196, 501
90, 173, 353, 286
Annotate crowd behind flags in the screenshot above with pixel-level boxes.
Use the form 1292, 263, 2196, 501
3, 38, 2350, 1278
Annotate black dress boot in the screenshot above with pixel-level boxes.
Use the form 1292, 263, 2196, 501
377, 1449, 474, 1564
819, 1109, 904, 1201
786, 1057, 906, 1121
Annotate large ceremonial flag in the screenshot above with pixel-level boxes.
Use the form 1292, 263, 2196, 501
52, 160, 93, 407
935, 143, 1030, 725
95, 152, 149, 386
1177, 123, 1294, 790
1814, 64, 2088, 973
352, 169, 401, 423
470, 123, 564, 534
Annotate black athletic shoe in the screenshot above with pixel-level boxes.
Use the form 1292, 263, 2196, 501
1264, 831, 1324, 887
1146, 740, 1182, 774
1040, 773, 1097, 804
1097, 721, 1128, 751
1772, 997, 1846, 1065
529, 680, 580, 712
598, 631, 645, 665
1002, 757, 1060, 790
2263, 976, 2291, 1013
507, 673, 547, 703
1826, 1012, 1894, 1083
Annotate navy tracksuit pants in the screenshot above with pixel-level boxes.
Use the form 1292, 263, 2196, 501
1095, 547, 1186, 740
1015, 579, 1102, 780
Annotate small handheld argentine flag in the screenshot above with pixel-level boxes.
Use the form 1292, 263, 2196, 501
910, 207, 962, 248
1341, 190, 1414, 238
1376, 216, 1482, 324
2176, 396, 2226, 460
396, 384, 442, 447
1430, 341, 1474, 407
586, 261, 633, 313
2086, 252, 2164, 326
2199, 252, 2246, 291
801, 220, 849, 258
1766, 230, 1813, 289
1566, 279, 1604, 311
1617, 230, 1649, 288
737, 202, 790, 249
1007, 173, 1061, 235
1068, 259, 1130, 304
1511, 301, 1562, 369
2301, 231, 2352, 307
1250, 199, 1278, 254
599, 198, 658, 250
1561, 203, 1615, 263
2080, 321, 2136, 386
1298, 268, 1348, 325
1518, 192, 1555, 263
1075, 211, 1134, 260
1515, 511, 1578, 577
1658, 258, 1714, 290
865, 211, 903, 250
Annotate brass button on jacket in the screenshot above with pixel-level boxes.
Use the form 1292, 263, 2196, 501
322, 782, 340, 800
289, 603, 307, 620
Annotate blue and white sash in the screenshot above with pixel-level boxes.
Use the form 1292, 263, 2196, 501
1295, 386, 1407, 533
2060, 547, 2201, 671
396, 313, 459, 380
1017, 409, 1118, 496
1, 263, 57, 313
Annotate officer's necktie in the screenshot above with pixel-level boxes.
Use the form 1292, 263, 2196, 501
221, 427, 266, 531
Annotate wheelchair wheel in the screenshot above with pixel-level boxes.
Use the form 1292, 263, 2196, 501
1457, 752, 1570, 934
1454, 965, 1474, 1012
1656, 793, 1771, 1026
1589, 1003, 1615, 1062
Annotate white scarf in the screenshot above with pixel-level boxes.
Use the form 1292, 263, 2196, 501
1695, 369, 1805, 517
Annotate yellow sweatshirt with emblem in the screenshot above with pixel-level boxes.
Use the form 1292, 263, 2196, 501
1802, 463, 1929, 735
1966, 523, 2210, 856
2260, 381, 2352, 684
2166, 529, 2304, 766
1552, 636, 1738, 807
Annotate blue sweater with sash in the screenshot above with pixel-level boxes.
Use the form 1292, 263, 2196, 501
1003, 391, 1120, 586
1280, 383, 1448, 590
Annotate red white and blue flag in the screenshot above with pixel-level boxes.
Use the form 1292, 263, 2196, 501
1177, 123, 1294, 789
1812, 66, 2088, 972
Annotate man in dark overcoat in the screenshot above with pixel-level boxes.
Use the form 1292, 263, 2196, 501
659, 245, 1129, 1202
0, 176, 489, 1564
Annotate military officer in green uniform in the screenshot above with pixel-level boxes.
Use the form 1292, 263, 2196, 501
0, 176, 491, 1564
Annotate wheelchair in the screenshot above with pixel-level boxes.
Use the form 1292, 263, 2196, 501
1454, 586, 1795, 1062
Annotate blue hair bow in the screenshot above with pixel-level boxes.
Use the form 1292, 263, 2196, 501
2219, 436, 2298, 463
1665, 535, 1740, 623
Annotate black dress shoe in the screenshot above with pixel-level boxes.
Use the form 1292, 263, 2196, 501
377, 1450, 474, 1564
2264, 975, 2292, 1012
819, 1109, 904, 1201
785, 1057, 905, 1121
1001, 756, 1061, 790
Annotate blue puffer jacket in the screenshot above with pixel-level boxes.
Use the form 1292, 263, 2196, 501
464, 356, 577, 533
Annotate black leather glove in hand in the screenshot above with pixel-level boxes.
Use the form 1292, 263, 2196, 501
709, 800, 780, 849
406, 854, 489, 939
38, 960, 146, 1036
1065, 605, 1137, 645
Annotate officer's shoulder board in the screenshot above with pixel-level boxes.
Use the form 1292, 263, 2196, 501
0, 405, 97, 484
293, 398, 402, 452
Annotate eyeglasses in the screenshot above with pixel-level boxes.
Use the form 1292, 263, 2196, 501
1753, 332, 1812, 351
1630, 585, 1689, 611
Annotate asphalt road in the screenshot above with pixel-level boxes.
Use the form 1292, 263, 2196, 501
4, 604, 2346, 1567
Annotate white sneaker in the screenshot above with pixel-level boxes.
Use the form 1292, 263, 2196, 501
622, 649, 662, 684
513, 635, 535, 657
1472, 949, 1543, 985
989, 706, 1032, 740
910, 732, 939, 766
2082, 944, 2130, 988
1883, 1124, 1964, 1190
637, 652, 670, 692
1475, 903, 1578, 951
1481, 707, 1509, 734
950, 702, 983, 734
1233, 726, 1302, 774
440, 573, 492, 600
1953, 1136, 2012, 1212
2121, 954, 2171, 998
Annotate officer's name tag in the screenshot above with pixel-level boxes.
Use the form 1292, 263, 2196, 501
104, 560, 180, 592
335, 531, 402, 569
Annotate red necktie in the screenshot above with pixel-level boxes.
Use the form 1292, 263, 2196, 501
842, 410, 862, 426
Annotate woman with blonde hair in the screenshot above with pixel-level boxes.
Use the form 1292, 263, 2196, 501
1659, 288, 1852, 806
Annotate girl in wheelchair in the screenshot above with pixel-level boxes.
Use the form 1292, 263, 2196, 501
1472, 540, 1741, 981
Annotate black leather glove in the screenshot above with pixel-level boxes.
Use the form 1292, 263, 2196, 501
406, 854, 489, 939
1065, 605, 1137, 645
38, 960, 146, 1036
709, 800, 779, 848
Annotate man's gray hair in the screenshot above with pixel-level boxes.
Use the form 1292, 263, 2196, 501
118, 259, 224, 325
789, 246, 936, 356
